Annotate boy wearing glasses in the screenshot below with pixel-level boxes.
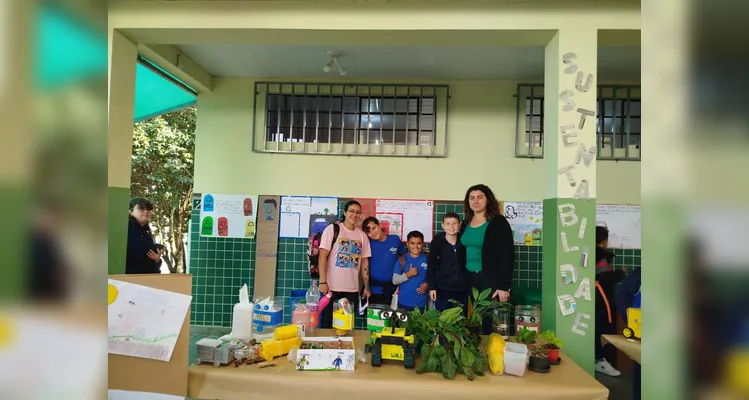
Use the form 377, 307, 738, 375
362, 217, 406, 307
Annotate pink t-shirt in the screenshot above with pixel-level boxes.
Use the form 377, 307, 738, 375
319, 223, 372, 292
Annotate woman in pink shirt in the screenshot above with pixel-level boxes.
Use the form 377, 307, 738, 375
317, 200, 372, 329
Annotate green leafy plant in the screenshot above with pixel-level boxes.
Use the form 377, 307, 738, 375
407, 307, 486, 380
540, 330, 564, 349
466, 288, 514, 328
515, 326, 538, 346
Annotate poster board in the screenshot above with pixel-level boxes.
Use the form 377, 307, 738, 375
199, 193, 259, 239
503, 201, 543, 246
596, 204, 641, 249
254, 195, 282, 299
108, 274, 192, 397
279, 196, 339, 238
355, 198, 435, 243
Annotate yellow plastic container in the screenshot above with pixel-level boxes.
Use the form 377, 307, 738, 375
623, 308, 641, 340
274, 324, 299, 341
260, 336, 301, 361
332, 310, 354, 335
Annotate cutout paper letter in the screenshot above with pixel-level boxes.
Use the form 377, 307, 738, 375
558, 294, 577, 316
201, 216, 214, 235
574, 277, 592, 302
560, 124, 578, 147
575, 144, 596, 167
562, 53, 578, 74
575, 72, 594, 93
578, 217, 587, 239
559, 90, 575, 112
573, 179, 590, 200
572, 312, 591, 336
558, 203, 579, 227
560, 264, 578, 285
203, 194, 215, 212
218, 217, 229, 237
577, 108, 596, 130
561, 231, 580, 252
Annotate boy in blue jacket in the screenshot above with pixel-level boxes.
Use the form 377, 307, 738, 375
392, 231, 429, 312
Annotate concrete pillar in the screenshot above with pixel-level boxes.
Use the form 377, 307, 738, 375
541, 29, 598, 376
107, 30, 137, 274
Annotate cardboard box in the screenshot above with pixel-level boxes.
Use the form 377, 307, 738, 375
295, 337, 355, 371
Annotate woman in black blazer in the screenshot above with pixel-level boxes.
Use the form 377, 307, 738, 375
456, 184, 515, 334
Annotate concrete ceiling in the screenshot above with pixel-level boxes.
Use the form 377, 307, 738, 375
176, 44, 640, 81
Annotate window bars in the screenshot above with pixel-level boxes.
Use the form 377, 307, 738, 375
515, 84, 641, 161
253, 82, 450, 157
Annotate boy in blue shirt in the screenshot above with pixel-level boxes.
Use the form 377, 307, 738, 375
363, 217, 406, 307
392, 231, 429, 312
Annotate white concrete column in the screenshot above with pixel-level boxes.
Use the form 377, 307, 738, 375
107, 29, 137, 274
541, 28, 598, 376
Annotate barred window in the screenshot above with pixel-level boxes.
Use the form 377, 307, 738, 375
515, 84, 641, 160
253, 82, 449, 157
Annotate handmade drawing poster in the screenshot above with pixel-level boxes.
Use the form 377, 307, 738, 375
108, 279, 192, 362
596, 204, 641, 249
199, 194, 258, 239
279, 196, 338, 238
503, 201, 543, 246
374, 199, 434, 242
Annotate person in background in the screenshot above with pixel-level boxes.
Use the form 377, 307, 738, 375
126, 198, 163, 274
392, 230, 429, 312
428, 212, 469, 315
616, 255, 642, 400
318, 200, 372, 328
594, 225, 626, 377
457, 184, 515, 334
363, 216, 406, 307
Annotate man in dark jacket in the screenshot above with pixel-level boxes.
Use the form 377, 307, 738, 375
428, 212, 469, 315
126, 198, 162, 274
594, 226, 626, 377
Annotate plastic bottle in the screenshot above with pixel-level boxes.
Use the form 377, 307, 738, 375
305, 280, 321, 333
252, 297, 283, 340
292, 300, 310, 336
230, 284, 253, 341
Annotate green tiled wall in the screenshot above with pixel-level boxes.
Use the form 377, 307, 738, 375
189, 199, 641, 328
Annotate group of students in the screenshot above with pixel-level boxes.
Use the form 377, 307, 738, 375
316, 184, 516, 334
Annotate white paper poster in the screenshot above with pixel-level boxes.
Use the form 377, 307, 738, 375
374, 199, 434, 243
503, 201, 543, 246
279, 196, 339, 238
596, 204, 641, 249
199, 193, 259, 239
107, 279, 192, 362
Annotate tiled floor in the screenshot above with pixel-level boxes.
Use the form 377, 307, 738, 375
597, 371, 635, 400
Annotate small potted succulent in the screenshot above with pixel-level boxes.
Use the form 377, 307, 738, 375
540, 330, 564, 365
528, 344, 550, 373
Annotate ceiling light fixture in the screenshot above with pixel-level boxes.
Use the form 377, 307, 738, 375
324, 51, 347, 76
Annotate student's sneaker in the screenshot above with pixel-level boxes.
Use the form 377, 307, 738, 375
595, 358, 622, 376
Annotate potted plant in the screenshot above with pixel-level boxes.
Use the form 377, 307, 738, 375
540, 330, 564, 364
528, 344, 550, 373
466, 288, 514, 339
407, 306, 487, 380
514, 325, 538, 346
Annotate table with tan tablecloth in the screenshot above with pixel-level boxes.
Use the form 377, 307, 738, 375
188, 329, 609, 400
602, 334, 642, 364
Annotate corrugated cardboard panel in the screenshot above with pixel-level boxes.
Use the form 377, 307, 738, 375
108, 274, 192, 397
254, 195, 281, 299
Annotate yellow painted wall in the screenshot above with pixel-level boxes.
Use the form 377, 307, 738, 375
194, 77, 640, 204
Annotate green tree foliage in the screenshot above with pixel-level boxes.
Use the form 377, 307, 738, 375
130, 106, 196, 273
